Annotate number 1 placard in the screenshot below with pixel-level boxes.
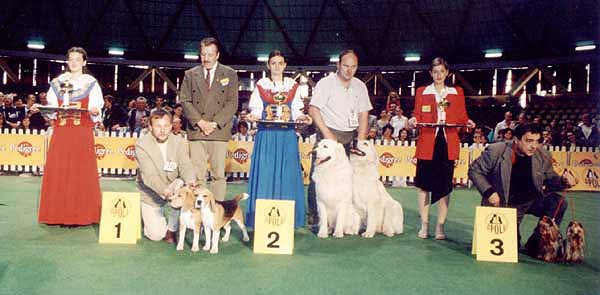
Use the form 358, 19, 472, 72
253, 199, 295, 255
472, 206, 518, 263
98, 192, 141, 244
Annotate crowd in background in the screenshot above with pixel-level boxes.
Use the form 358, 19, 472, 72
0, 89, 598, 149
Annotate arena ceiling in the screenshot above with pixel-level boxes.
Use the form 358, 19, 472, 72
0, 0, 598, 66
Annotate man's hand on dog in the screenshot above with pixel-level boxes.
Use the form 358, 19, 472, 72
488, 192, 501, 207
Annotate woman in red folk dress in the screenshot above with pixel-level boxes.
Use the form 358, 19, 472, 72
37, 47, 104, 226
408, 57, 475, 240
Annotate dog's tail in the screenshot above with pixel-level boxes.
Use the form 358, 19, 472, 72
234, 193, 250, 202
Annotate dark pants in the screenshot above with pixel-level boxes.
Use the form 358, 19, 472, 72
306, 129, 355, 223
512, 192, 567, 245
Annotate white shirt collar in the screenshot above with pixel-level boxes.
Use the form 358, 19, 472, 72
204, 63, 218, 75
422, 83, 457, 95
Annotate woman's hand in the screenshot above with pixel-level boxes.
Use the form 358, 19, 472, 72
246, 113, 259, 122
467, 119, 476, 128
296, 115, 313, 125
89, 107, 100, 116
408, 117, 418, 128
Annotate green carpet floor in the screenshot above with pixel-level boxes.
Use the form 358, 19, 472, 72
0, 176, 598, 295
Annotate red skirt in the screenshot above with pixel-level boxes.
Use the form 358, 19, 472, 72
38, 125, 101, 225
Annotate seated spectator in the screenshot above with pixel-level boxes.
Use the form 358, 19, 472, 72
18, 115, 32, 131
376, 110, 391, 134
386, 91, 401, 112
366, 127, 378, 141
390, 105, 408, 138
575, 113, 599, 147
541, 129, 553, 146
232, 121, 251, 141
172, 103, 188, 131
102, 95, 127, 132
172, 116, 186, 137
150, 96, 168, 113
398, 128, 412, 144
28, 108, 48, 131
380, 124, 396, 143
501, 128, 514, 142
128, 96, 150, 133
562, 131, 578, 151
1, 95, 26, 129
493, 111, 515, 142
532, 115, 542, 125
514, 112, 527, 128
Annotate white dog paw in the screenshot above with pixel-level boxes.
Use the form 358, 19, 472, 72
242, 236, 250, 242
317, 232, 329, 239
361, 232, 375, 238
191, 245, 200, 252
222, 237, 230, 242
333, 232, 344, 238
176, 245, 184, 251
202, 246, 210, 251
210, 248, 218, 254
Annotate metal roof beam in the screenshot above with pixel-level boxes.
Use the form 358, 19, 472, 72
262, 0, 300, 57
231, 0, 260, 56
193, 0, 229, 57
303, 0, 329, 57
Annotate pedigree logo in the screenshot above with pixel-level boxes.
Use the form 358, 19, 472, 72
121, 145, 136, 161
12, 141, 36, 157
230, 148, 249, 164
95, 144, 108, 160
379, 152, 399, 168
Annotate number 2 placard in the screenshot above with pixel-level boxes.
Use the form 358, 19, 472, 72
253, 199, 295, 255
472, 206, 518, 263
98, 192, 141, 244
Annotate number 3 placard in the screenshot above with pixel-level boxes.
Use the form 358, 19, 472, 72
472, 206, 518, 263
253, 199, 295, 255
98, 192, 141, 244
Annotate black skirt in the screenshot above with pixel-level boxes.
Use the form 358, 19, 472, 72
414, 128, 455, 204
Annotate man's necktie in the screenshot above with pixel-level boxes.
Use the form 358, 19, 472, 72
205, 69, 211, 90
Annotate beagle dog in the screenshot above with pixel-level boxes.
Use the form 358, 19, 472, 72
197, 188, 250, 254
169, 186, 203, 252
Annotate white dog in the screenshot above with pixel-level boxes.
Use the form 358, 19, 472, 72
312, 139, 359, 238
350, 140, 404, 237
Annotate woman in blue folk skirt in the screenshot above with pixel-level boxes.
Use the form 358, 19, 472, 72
246, 50, 311, 229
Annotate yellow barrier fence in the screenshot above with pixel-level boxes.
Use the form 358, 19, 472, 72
1, 129, 597, 191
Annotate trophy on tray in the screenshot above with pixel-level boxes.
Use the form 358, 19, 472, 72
38, 76, 88, 126
265, 92, 291, 122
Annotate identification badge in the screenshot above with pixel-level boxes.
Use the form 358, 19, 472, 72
422, 105, 431, 113
163, 161, 177, 172
348, 112, 359, 128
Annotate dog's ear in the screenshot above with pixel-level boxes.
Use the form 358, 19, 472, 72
208, 195, 217, 213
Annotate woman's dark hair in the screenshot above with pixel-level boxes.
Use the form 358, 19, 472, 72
514, 124, 543, 140
66, 47, 89, 74
266, 50, 286, 80
237, 121, 248, 130
382, 124, 394, 135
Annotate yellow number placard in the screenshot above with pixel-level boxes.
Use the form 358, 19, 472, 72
472, 206, 518, 263
98, 192, 141, 244
253, 199, 295, 255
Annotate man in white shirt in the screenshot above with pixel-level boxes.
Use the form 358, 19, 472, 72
307, 49, 373, 225
389, 105, 408, 138
493, 111, 515, 142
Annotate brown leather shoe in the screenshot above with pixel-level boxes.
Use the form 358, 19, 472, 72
163, 230, 177, 244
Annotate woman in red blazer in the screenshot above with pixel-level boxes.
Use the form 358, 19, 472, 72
408, 57, 474, 240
